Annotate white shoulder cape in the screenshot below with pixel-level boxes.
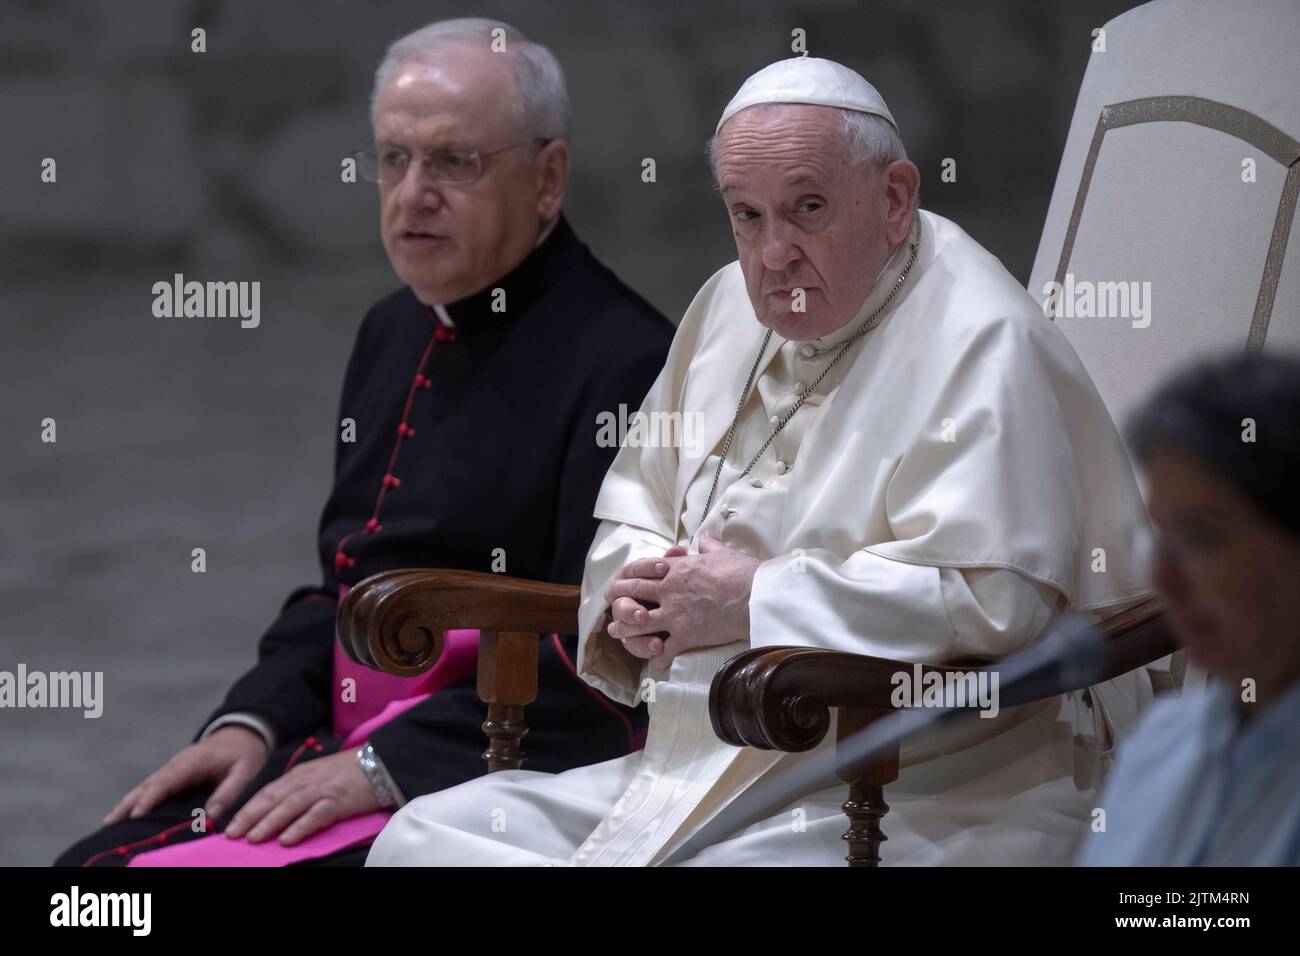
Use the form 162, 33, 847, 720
592, 210, 1154, 612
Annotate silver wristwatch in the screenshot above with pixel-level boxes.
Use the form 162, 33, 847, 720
356, 741, 406, 809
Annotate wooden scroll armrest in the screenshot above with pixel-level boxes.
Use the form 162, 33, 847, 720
709, 595, 1174, 754
336, 568, 580, 771
707, 595, 1174, 867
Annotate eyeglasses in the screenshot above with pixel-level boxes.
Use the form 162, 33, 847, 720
354, 139, 548, 185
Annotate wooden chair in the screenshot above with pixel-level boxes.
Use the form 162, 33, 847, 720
335, 568, 1175, 865
706, 597, 1173, 865
338, 0, 1300, 865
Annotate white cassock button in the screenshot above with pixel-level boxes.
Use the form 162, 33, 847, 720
798, 343, 817, 359
751, 478, 763, 488
775, 460, 789, 474
722, 505, 738, 518
768, 415, 779, 426
792, 382, 805, 393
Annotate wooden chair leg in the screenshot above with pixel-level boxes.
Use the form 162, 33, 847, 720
836, 705, 900, 867
482, 703, 528, 772
476, 630, 539, 773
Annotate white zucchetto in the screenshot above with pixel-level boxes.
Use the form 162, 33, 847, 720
716, 55, 898, 134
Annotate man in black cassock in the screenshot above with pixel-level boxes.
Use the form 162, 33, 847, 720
55, 18, 672, 866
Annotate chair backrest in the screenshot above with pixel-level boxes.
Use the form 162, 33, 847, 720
1028, 0, 1300, 696
1028, 0, 1300, 433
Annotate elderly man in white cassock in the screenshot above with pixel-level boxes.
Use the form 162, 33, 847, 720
367, 56, 1157, 867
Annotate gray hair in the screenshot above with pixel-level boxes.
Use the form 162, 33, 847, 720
838, 110, 908, 166
707, 107, 908, 179
370, 18, 570, 141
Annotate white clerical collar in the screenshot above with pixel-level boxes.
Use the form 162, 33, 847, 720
430, 303, 456, 328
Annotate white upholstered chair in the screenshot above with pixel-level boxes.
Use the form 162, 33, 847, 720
1027, 0, 1300, 696
1029, 0, 1300, 418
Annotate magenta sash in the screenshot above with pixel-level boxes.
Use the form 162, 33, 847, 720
130, 586, 479, 866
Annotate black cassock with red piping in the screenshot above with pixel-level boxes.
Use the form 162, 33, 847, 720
56, 216, 673, 865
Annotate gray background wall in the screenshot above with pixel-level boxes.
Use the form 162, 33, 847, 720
0, 0, 1135, 865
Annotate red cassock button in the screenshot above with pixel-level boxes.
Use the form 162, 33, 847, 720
382, 474, 401, 488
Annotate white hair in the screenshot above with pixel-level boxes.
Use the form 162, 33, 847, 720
706, 107, 908, 179
370, 18, 570, 141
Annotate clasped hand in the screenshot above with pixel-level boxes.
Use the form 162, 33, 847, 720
603, 532, 761, 668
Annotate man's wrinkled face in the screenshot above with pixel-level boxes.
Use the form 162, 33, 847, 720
372, 48, 543, 305
1146, 449, 1300, 700
713, 104, 905, 341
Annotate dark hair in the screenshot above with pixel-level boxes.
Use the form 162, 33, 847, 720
1126, 349, 1300, 537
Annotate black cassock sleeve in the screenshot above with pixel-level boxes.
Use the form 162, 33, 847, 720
198, 589, 337, 744
367, 332, 668, 800
196, 307, 378, 744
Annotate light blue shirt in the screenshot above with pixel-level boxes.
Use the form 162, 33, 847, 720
1077, 677, 1300, 866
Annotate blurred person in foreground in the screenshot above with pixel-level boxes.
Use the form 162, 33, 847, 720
1077, 350, 1300, 866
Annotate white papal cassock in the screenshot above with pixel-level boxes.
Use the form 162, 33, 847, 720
367, 209, 1158, 867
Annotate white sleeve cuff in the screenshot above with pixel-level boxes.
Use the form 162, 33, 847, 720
577, 520, 675, 705
200, 712, 277, 753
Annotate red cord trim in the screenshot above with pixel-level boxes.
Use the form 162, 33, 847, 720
334, 324, 443, 577
283, 735, 324, 772
82, 818, 195, 867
